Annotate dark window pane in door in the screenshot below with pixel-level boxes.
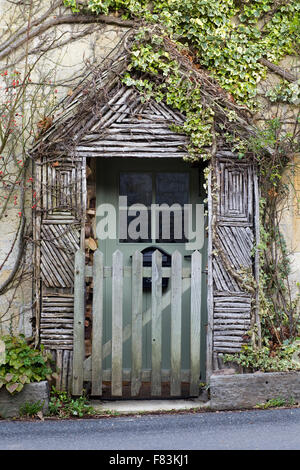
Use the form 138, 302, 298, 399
155, 173, 189, 243
119, 173, 152, 242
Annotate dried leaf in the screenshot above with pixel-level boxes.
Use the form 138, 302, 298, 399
19, 374, 29, 384
5, 373, 14, 382
37, 411, 44, 421
86, 165, 92, 178
6, 382, 20, 394
37, 116, 53, 131
87, 237, 97, 251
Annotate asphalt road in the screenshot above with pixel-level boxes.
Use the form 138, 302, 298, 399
0, 408, 300, 450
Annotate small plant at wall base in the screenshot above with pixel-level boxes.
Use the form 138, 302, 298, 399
255, 397, 297, 409
48, 387, 95, 418
0, 335, 57, 394
19, 400, 45, 417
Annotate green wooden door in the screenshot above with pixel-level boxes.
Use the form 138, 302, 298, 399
96, 158, 207, 388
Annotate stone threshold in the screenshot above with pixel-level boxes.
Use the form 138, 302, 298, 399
89, 398, 211, 414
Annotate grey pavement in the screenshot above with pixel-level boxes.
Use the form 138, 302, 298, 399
0, 407, 300, 450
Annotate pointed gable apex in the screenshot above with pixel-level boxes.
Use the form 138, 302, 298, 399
72, 85, 189, 158
31, 53, 191, 160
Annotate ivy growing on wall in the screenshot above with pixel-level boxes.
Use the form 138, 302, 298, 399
65, 0, 299, 103
63, 1, 299, 154
64, 0, 300, 367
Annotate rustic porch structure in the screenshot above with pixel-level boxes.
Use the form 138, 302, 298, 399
31, 53, 260, 397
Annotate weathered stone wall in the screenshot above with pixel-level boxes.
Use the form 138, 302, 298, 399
210, 371, 300, 410
0, 0, 127, 336
0, 380, 49, 418
255, 55, 300, 305
280, 153, 300, 300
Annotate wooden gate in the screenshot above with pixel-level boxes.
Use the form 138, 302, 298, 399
72, 248, 203, 397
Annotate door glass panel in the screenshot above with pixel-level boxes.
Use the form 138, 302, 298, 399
119, 171, 190, 243
119, 172, 152, 242
155, 173, 189, 243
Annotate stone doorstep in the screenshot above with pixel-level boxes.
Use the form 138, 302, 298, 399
90, 398, 211, 414
210, 371, 300, 410
0, 381, 50, 419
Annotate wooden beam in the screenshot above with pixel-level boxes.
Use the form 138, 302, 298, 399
72, 250, 85, 396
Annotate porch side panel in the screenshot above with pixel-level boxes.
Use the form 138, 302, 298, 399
34, 155, 86, 391
210, 152, 259, 371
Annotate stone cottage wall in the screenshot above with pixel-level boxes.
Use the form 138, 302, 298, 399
255, 55, 300, 303
0, 0, 126, 336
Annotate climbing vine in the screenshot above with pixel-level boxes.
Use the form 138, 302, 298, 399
65, 1, 299, 103
66, 1, 300, 365
63, 1, 300, 155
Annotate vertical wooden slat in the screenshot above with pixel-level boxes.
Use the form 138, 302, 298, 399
170, 251, 182, 396
56, 349, 63, 391
33, 158, 42, 347
42, 163, 47, 215
61, 350, 69, 391
206, 169, 214, 379
91, 250, 104, 396
131, 250, 143, 396
253, 169, 261, 347
190, 250, 202, 396
72, 249, 85, 395
111, 249, 123, 396
151, 250, 162, 396
80, 157, 87, 250
68, 351, 73, 394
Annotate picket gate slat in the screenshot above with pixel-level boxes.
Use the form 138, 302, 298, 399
190, 250, 202, 396
170, 251, 182, 396
131, 250, 143, 396
151, 250, 162, 396
111, 249, 123, 396
91, 250, 104, 396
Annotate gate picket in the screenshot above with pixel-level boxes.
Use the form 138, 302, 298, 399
151, 250, 162, 396
170, 251, 182, 396
91, 250, 104, 396
111, 250, 123, 396
190, 250, 202, 396
131, 250, 143, 396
